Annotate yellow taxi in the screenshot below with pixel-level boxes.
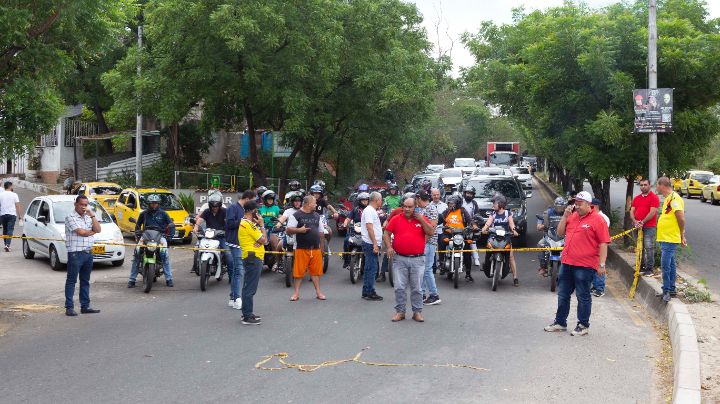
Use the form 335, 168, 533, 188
672, 178, 683, 192
114, 188, 194, 243
701, 175, 720, 205
680, 170, 714, 199
71, 182, 123, 215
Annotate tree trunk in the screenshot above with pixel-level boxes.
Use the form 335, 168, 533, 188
623, 176, 635, 246
279, 137, 305, 201
92, 102, 110, 134
589, 178, 611, 218
243, 102, 266, 184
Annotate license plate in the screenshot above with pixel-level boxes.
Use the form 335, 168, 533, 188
92, 245, 106, 254
175, 230, 181, 237
453, 253, 462, 257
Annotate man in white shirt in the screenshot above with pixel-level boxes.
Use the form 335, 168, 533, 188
0, 181, 22, 252
361, 191, 384, 301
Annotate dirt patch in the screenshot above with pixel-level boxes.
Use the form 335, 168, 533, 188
653, 326, 674, 403
687, 302, 720, 403
0, 301, 61, 337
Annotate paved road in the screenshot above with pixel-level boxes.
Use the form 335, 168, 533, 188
584, 179, 720, 291
0, 183, 660, 403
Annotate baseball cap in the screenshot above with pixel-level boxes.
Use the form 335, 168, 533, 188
575, 191, 593, 204
591, 198, 600, 206
417, 190, 431, 201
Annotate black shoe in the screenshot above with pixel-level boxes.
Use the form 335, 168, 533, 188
242, 315, 262, 325
377, 273, 386, 282
663, 291, 672, 302
592, 289, 605, 297
362, 293, 383, 301
513, 278, 519, 287
127, 281, 135, 288
425, 295, 442, 305
166, 280, 174, 287
590, 287, 597, 294
80, 307, 100, 314
465, 275, 474, 283
65, 309, 78, 317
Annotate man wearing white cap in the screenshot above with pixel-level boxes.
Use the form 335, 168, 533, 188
544, 191, 610, 336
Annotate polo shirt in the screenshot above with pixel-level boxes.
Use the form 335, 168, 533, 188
561, 209, 610, 271
631, 191, 660, 228
238, 218, 265, 260
657, 192, 684, 244
385, 214, 429, 255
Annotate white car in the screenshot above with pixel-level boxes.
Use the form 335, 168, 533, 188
510, 166, 533, 190
453, 158, 477, 177
22, 195, 126, 271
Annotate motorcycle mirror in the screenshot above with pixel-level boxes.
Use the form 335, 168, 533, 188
129, 217, 137, 223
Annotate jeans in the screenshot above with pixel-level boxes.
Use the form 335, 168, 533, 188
422, 243, 439, 296
65, 251, 93, 309
641, 227, 657, 272
129, 238, 172, 282
241, 256, 262, 317
660, 242, 678, 293
229, 246, 244, 300
362, 242, 379, 296
1, 214, 16, 247
393, 255, 424, 313
592, 273, 606, 293
554, 264, 595, 328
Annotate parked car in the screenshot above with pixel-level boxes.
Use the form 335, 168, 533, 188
680, 170, 714, 198
69, 181, 123, 215
114, 188, 194, 243
510, 166, 533, 190
522, 156, 538, 171
700, 175, 720, 205
22, 195, 125, 270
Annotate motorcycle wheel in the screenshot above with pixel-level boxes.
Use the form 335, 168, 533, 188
491, 260, 501, 292
550, 261, 558, 292
200, 260, 209, 291
143, 263, 154, 293
388, 257, 394, 287
453, 257, 461, 289
284, 255, 293, 288
349, 253, 361, 284
322, 243, 329, 274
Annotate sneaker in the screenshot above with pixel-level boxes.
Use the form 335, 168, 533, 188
590, 287, 597, 294
166, 280, 174, 287
513, 278, 519, 287
473, 258, 481, 266
242, 315, 261, 325
641, 270, 654, 277
663, 291, 672, 302
425, 295, 442, 305
377, 273, 386, 282
465, 275, 474, 283
228, 299, 235, 307
544, 322, 567, 332
233, 298, 242, 310
4, 246, 10, 252
362, 293, 383, 301
593, 290, 605, 297
570, 323, 589, 336
127, 281, 135, 288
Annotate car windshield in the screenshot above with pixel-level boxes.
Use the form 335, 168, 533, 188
466, 179, 522, 199
489, 152, 519, 166
88, 185, 122, 195
53, 200, 113, 223
692, 173, 714, 184
454, 159, 475, 167
710, 176, 720, 184
511, 167, 530, 175
441, 168, 463, 178
139, 193, 184, 210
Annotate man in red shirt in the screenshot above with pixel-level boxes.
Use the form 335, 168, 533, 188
630, 178, 660, 276
544, 191, 610, 336
383, 196, 435, 323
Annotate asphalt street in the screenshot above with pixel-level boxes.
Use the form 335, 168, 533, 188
0, 184, 660, 403
584, 179, 720, 291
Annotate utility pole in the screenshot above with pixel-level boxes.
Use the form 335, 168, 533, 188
135, 24, 143, 187
648, 0, 658, 185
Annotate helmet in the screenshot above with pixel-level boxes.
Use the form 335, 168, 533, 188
493, 194, 507, 209
288, 191, 303, 203
262, 190, 276, 201
313, 179, 326, 189
358, 183, 369, 192
309, 184, 324, 195
464, 186, 476, 196
420, 178, 432, 191
288, 180, 301, 191
256, 186, 268, 196
357, 192, 370, 201
386, 169, 392, 173
147, 194, 161, 204
208, 192, 223, 208
447, 195, 462, 209
554, 196, 568, 207
389, 183, 399, 191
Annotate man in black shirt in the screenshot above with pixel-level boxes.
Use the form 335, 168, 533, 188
286, 196, 325, 301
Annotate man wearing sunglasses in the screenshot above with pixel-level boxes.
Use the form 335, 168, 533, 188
630, 179, 660, 276
655, 177, 687, 302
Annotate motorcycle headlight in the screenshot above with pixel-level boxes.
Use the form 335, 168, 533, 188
354, 223, 362, 233
452, 234, 464, 245
204, 229, 215, 239
147, 243, 158, 252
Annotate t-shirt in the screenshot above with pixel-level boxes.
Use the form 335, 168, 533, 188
0, 190, 19, 216
490, 210, 512, 231
657, 192, 684, 244
385, 214, 429, 255
259, 204, 281, 227
200, 207, 227, 231
444, 209, 465, 229
315, 198, 329, 216
288, 209, 322, 250
281, 207, 298, 220
462, 199, 478, 217
561, 210, 611, 271
238, 218, 265, 260
631, 191, 660, 228
385, 195, 401, 210
419, 203, 439, 245
361, 205, 383, 245
430, 201, 448, 234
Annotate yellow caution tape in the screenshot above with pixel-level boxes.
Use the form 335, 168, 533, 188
255, 347, 489, 373
629, 228, 644, 299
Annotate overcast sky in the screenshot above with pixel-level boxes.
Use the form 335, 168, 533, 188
409, 0, 720, 76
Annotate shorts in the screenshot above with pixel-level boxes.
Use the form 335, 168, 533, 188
293, 248, 323, 278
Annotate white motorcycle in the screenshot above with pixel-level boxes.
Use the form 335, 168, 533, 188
196, 228, 227, 291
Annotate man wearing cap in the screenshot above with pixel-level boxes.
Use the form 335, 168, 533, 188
544, 191, 610, 336
590, 198, 610, 297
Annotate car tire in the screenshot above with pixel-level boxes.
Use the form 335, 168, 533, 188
49, 245, 65, 271
22, 238, 35, 259
712, 194, 719, 206
111, 259, 124, 267
701, 193, 707, 203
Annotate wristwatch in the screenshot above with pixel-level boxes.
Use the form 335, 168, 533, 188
599, 263, 606, 268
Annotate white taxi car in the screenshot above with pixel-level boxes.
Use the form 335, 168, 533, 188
22, 195, 125, 271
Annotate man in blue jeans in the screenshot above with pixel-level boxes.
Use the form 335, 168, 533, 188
64, 195, 101, 316
226, 190, 256, 310
655, 177, 686, 302
544, 191, 610, 336
416, 191, 441, 305
361, 192, 383, 301
590, 198, 611, 297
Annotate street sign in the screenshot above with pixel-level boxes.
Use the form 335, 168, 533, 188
272, 132, 293, 157
210, 175, 220, 188
633, 88, 673, 133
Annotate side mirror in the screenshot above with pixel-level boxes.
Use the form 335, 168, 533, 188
36, 215, 47, 224
127, 202, 136, 209
525, 191, 533, 199
129, 217, 137, 224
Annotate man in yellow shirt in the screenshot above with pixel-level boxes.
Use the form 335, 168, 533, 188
655, 177, 687, 302
237, 201, 267, 325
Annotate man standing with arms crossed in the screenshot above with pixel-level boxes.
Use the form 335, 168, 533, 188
361, 192, 384, 301
655, 177, 686, 302
64, 195, 101, 316
384, 195, 435, 322
630, 179, 660, 276
0, 181, 22, 252
544, 191, 610, 336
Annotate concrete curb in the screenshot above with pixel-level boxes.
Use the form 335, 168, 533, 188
534, 173, 702, 404
4, 176, 63, 195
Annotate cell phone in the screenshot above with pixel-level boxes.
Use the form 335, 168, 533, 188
414, 208, 421, 213
567, 198, 576, 205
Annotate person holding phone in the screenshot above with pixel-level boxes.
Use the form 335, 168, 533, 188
63, 195, 102, 316
237, 201, 267, 325
286, 196, 325, 301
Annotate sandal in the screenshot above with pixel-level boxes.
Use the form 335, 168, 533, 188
290, 295, 300, 301
316, 295, 326, 300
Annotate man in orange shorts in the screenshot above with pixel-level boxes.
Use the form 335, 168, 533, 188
286, 196, 325, 301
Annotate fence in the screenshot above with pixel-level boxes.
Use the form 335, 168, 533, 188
64, 119, 98, 147
38, 127, 58, 147
96, 153, 161, 181
0, 155, 28, 175
173, 171, 308, 193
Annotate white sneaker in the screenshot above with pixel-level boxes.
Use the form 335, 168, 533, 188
228, 299, 235, 308
233, 298, 242, 310
473, 258, 480, 266
544, 322, 567, 332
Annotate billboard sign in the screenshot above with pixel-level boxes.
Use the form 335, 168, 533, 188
634, 88, 673, 133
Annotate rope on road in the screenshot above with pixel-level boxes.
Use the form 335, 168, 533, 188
629, 228, 644, 299
255, 347, 489, 373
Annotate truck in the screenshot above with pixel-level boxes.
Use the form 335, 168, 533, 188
487, 142, 520, 167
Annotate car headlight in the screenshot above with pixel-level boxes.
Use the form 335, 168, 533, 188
184, 216, 192, 225
113, 230, 124, 243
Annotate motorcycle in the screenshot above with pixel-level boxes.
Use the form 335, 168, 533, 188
439, 226, 476, 289
195, 228, 227, 291
320, 214, 331, 274
483, 226, 512, 291
347, 221, 365, 284
134, 226, 167, 294
272, 222, 294, 288
537, 214, 564, 292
